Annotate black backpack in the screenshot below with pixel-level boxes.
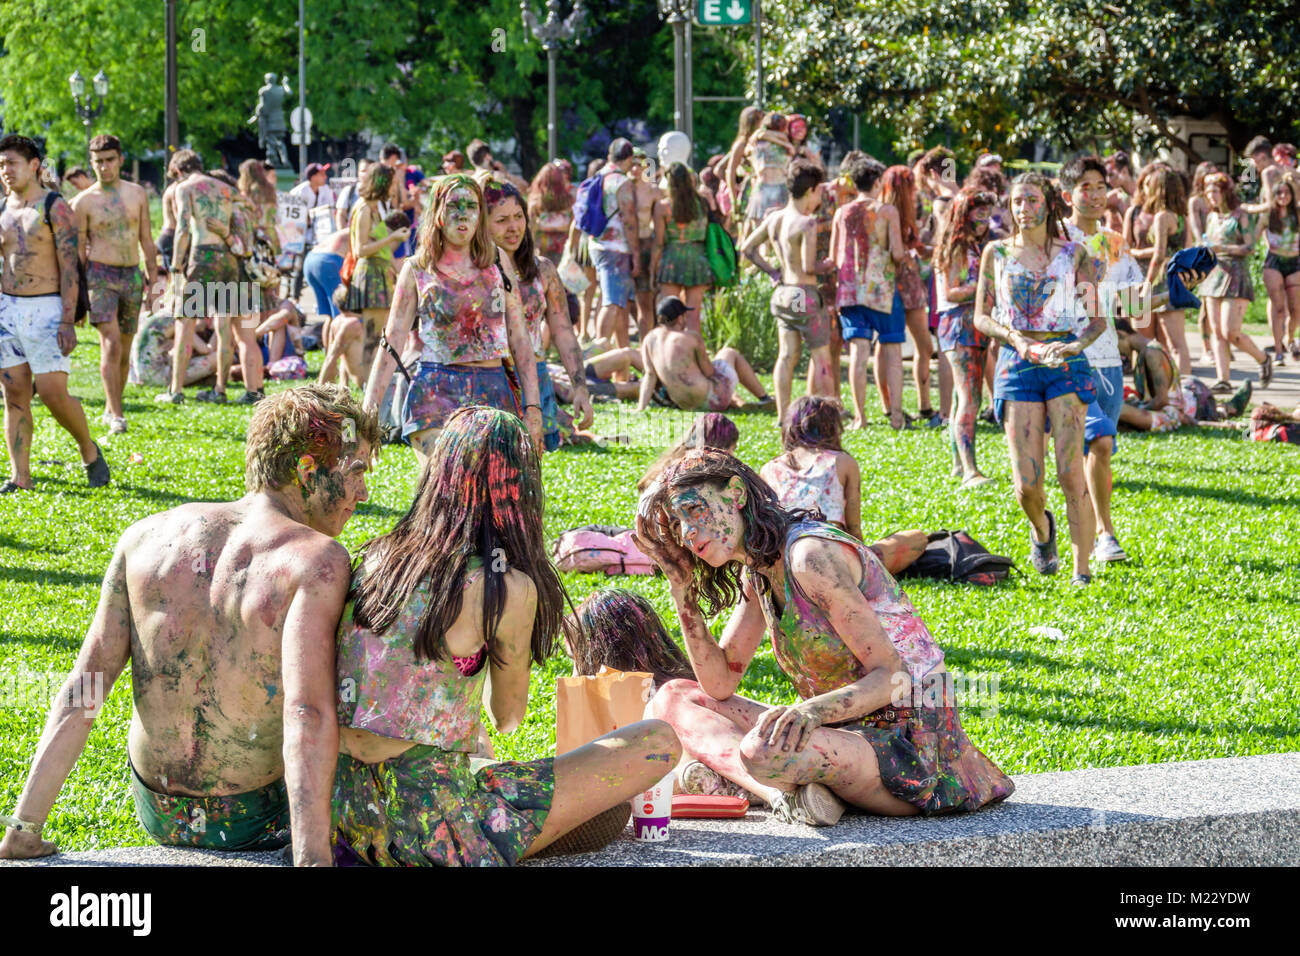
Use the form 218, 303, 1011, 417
898, 530, 1018, 586
43, 191, 89, 323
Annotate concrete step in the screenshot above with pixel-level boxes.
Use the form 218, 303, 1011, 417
5, 752, 1295, 867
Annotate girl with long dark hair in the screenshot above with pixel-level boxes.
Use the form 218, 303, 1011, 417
482, 177, 593, 450
1260, 170, 1300, 364
973, 172, 1105, 585
634, 449, 1013, 826
652, 162, 714, 329
334, 407, 680, 865
362, 174, 544, 459
345, 163, 409, 368
760, 395, 862, 540
1187, 161, 1219, 362
1201, 172, 1272, 389
934, 188, 997, 486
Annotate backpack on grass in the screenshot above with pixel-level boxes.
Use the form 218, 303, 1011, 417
553, 525, 655, 576
897, 530, 1018, 586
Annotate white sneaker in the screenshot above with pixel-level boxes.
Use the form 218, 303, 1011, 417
108, 416, 128, 435
1092, 533, 1128, 563
770, 783, 845, 827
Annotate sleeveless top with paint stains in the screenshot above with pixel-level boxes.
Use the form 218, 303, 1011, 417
518, 258, 549, 359
833, 199, 896, 312
742, 520, 944, 702
336, 555, 489, 752
990, 240, 1084, 334
761, 450, 845, 525
413, 262, 509, 366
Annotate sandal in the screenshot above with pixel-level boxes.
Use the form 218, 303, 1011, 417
0, 479, 31, 494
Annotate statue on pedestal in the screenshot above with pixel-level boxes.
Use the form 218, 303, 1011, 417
249, 73, 291, 169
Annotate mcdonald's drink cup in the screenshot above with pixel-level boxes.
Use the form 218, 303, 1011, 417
632, 772, 675, 842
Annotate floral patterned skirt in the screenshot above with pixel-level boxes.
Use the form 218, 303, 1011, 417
333, 745, 555, 867
836, 706, 1015, 814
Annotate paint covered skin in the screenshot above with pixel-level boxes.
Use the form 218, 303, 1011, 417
744, 521, 945, 699
833, 198, 896, 312
71, 162, 154, 269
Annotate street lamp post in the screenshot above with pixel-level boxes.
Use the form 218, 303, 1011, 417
521, 0, 587, 163
658, 0, 693, 145
69, 69, 109, 157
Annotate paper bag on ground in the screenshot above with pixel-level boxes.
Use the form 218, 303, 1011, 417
555, 667, 655, 755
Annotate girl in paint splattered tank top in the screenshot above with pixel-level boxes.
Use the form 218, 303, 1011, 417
637, 449, 1013, 823
759, 395, 862, 540
360, 175, 545, 463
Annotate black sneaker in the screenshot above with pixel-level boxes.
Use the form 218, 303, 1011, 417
195, 388, 228, 404
1259, 355, 1273, 388
235, 389, 265, 405
85, 444, 111, 489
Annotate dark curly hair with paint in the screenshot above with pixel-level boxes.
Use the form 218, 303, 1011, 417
564, 588, 693, 686
642, 449, 817, 615
781, 395, 843, 453
349, 406, 569, 666
933, 187, 996, 276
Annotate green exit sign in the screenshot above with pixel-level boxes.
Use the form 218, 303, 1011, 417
697, 0, 752, 26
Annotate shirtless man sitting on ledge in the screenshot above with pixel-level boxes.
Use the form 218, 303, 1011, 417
0, 384, 379, 867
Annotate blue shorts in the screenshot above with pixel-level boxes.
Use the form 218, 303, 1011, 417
936, 305, 990, 352
303, 250, 343, 319
840, 293, 905, 344
992, 338, 1098, 423
1083, 364, 1124, 455
537, 361, 561, 452
591, 248, 635, 309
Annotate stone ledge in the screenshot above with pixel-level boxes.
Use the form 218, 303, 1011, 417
6, 752, 1296, 867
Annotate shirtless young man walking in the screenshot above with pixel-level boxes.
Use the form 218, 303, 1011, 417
0, 384, 379, 867
72, 134, 158, 434
164, 149, 262, 405
0, 134, 109, 493
638, 295, 771, 413
740, 159, 834, 423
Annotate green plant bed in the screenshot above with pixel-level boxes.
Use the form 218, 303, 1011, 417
1, 339, 1296, 851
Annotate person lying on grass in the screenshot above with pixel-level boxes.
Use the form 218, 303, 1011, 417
330, 406, 680, 866
0, 384, 379, 866
635, 448, 1014, 826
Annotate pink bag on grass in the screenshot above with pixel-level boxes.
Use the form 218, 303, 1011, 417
552, 525, 655, 576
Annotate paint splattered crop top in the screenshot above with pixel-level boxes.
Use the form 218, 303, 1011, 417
760, 450, 845, 525
413, 261, 509, 366
742, 520, 944, 702
990, 240, 1084, 333
1265, 220, 1299, 257
336, 555, 490, 751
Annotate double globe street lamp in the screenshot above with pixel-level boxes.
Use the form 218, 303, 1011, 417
69, 68, 109, 156
521, 0, 587, 163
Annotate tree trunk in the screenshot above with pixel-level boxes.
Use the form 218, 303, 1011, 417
510, 95, 542, 181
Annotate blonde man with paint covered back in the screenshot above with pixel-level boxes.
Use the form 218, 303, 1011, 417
0, 385, 380, 866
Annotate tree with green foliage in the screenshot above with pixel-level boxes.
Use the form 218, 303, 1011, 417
725, 0, 1300, 165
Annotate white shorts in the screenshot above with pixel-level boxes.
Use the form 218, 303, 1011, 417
708, 357, 739, 411
0, 293, 70, 376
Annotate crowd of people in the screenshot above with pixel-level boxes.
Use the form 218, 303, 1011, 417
0, 108, 1295, 867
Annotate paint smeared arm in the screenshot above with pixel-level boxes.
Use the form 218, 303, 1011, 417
636, 337, 658, 412
842, 454, 863, 542
740, 215, 779, 279
972, 242, 1015, 347
137, 188, 159, 300
172, 186, 192, 278
49, 196, 80, 330
281, 539, 348, 867
0, 526, 135, 859
500, 258, 543, 450
485, 574, 538, 734
541, 259, 592, 428
362, 259, 418, 413
756, 538, 906, 751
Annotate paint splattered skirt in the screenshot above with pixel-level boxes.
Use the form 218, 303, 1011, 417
836, 706, 1015, 814
343, 257, 393, 312
1200, 255, 1254, 301
332, 745, 555, 867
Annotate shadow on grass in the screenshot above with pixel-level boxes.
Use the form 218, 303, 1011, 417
1113, 478, 1300, 509
0, 532, 64, 554
998, 706, 1297, 741
0, 565, 102, 587
946, 645, 1118, 675
0, 631, 82, 651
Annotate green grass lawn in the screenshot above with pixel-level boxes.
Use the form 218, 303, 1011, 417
1, 337, 1297, 852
